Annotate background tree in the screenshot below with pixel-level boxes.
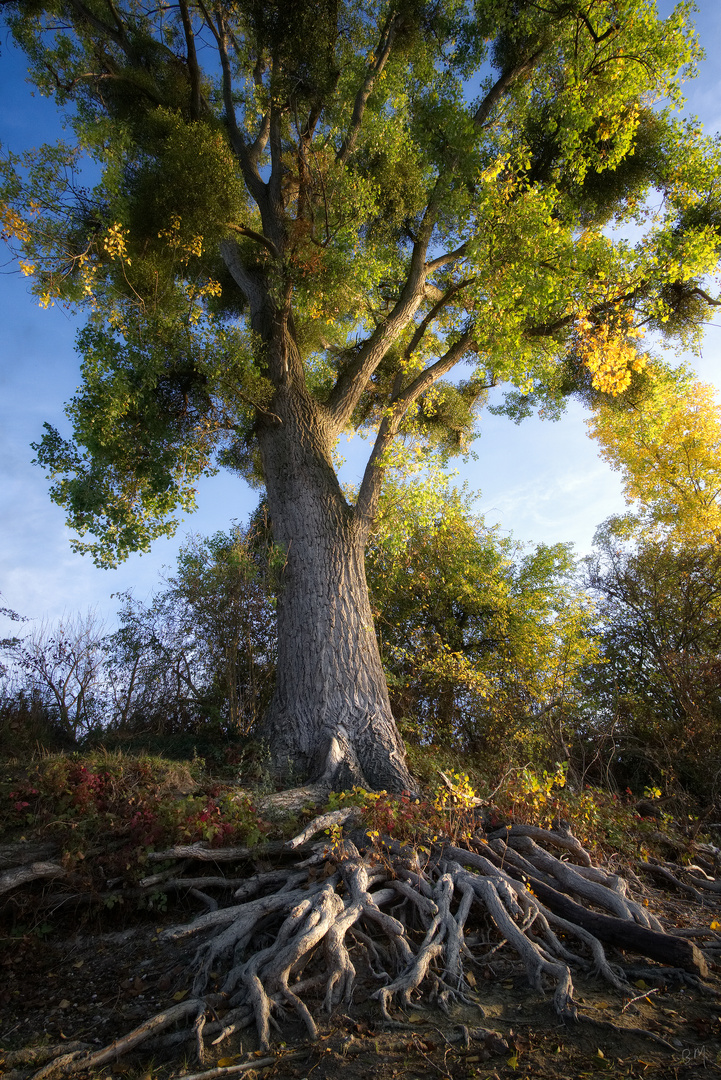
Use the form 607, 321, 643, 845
583, 521, 721, 803
103, 523, 276, 737
2, 0, 720, 788
0, 609, 106, 740
366, 479, 598, 766
587, 368, 721, 543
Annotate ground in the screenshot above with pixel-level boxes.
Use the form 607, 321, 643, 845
2, 911, 720, 1080
1, 748, 720, 1080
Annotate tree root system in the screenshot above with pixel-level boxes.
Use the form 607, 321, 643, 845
2, 816, 720, 1079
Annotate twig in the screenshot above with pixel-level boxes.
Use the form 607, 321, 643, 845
174, 1054, 303, 1080
622, 986, 660, 1011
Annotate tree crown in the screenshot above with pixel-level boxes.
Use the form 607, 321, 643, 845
1, 0, 719, 563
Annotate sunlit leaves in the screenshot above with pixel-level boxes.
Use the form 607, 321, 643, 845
575, 311, 647, 396
588, 369, 721, 542
585, 527, 721, 799
366, 480, 599, 751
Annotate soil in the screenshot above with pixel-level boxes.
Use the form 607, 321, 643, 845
1, 877, 720, 1080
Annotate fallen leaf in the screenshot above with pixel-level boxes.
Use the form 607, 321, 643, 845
597, 1049, 605, 1059
634, 979, 647, 990
506, 1054, 518, 1069
172, 989, 189, 1002
217, 1057, 241, 1067
58, 999, 71, 1009
72, 960, 84, 969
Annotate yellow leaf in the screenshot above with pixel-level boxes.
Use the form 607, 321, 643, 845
506, 1055, 518, 1069
172, 989, 189, 1002
597, 1049, 605, 1058
710, 920, 720, 930
217, 1057, 241, 1067
634, 979, 647, 990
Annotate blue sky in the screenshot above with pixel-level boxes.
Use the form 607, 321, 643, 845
1, 1, 720, 631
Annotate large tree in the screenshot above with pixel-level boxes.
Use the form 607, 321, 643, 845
2, 0, 720, 790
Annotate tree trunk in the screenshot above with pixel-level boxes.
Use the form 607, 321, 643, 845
257, 373, 412, 793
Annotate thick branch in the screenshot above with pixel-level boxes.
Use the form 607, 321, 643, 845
267, 101, 286, 243
203, 4, 268, 211
220, 239, 267, 324
225, 222, 278, 257
325, 206, 439, 433
327, 41, 548, 433
426, 243, 471, 273
394, 331, 478, 416
402, 281, 474, 364
178, 0, 202, 120
473, 47, 546, 128
336, 12, 401, 166
69, 0, 127, 50
353, 332, 478, 532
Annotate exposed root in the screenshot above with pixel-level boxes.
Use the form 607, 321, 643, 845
20, 815, 719, 1080
0, 861, 66, 896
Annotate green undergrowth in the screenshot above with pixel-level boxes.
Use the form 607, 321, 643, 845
402, 740, 705, 860
1, 742, 712, 906
1, 748, 273, 883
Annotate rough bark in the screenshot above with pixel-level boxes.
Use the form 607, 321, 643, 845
254, 319, 412, 793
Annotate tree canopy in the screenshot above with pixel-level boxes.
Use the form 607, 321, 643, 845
1, 0, 718, 561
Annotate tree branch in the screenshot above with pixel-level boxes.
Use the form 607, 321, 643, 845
473, 46, 546, 128
202, 3, 268, 211
353, 332, 478, 534
426, 243, 471, 273
402, 281, 474, 364
336, 12, 401, 166
326, 32, 548, 436
69, 0, 126, 49
178, 0, 202, 120
325, 173, 451, 432
225, 222, 278, 257
393, 331, 478, 418
525, 284, 646, 337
